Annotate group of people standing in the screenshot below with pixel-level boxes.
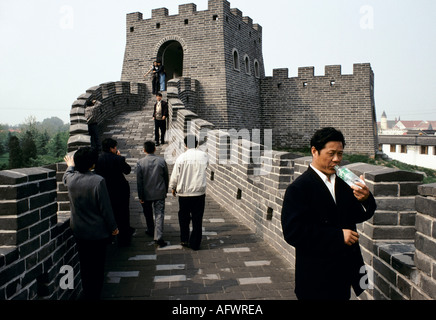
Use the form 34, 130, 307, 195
145, 60, 166, 94
63, 105, 208, 300
67, 90, 378, 302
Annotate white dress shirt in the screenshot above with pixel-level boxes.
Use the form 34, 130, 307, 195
310, 164, 336, 203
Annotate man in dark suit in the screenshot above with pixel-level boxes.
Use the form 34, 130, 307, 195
95, 138, 134, 246
63, 148, 118, 300
281, 127, 376, 300
153, 93, 169, 146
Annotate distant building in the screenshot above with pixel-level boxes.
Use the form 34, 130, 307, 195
378, 111, 436, 136
377, 111, 436, 170
379, 135, 436, 170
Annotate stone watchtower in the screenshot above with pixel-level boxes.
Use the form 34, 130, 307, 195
121, 0, 264, 132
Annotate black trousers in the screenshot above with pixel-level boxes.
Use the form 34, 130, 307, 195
152, 76, 160, 94
111, 197, 133, 245
178, 195, 206, 250
76, 238, 108, 300
154, 119, 166, 144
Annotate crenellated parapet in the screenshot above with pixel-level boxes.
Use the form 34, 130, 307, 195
67, 81, 146, 152
261, 63, 378, 156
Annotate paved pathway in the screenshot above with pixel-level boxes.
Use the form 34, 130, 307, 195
99, 105, 296, 300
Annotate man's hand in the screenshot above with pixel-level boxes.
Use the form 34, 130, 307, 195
351, 175, 370, 202
64, 155, 74, 167
112, 228, 119, 236
343, 229, 359, 246
172, 189, 177, 197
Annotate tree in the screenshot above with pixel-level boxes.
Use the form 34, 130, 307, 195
8, 135, 23, 169
36, 130, 50, 156
48, 131, 68, 158
21, 130, 37, 166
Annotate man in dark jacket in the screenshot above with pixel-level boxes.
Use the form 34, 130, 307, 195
281, 127, 376, 300
95, 138, 134, 246
63, 147, 118, 300
153, 93, 169, 146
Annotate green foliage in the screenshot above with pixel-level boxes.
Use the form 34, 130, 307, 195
0, 117, 69, 170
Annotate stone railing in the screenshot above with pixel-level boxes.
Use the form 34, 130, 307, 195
0, 167, 80, 300
67, 81, 146, 152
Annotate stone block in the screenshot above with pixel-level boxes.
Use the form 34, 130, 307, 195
0, 183, 39, 201
0, 170, 29, 185
375, 197, 416, 211
415, 233, 436, 260
365, 167, 424, 183
418, 183, 436, 197
415, 196, 436, 218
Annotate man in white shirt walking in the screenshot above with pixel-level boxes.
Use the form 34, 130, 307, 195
169, 135, 209, 250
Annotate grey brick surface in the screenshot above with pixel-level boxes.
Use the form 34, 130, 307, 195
99, 107, 296, 300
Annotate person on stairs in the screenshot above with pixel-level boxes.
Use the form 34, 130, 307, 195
153, 93, 169, 146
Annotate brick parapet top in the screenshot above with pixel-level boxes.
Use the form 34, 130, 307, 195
132, 0, 261, 32
266, 63, 372, 81
0, 168, 55, 186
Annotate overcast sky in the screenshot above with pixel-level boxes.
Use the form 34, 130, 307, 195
1, 0, 435, 125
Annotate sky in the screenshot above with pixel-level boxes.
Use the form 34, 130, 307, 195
0, 0, 435, 126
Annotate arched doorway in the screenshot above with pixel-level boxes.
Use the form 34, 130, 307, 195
157, 41, 184, 82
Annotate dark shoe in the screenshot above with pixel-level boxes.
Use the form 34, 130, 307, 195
155, 239, 167, 248
156, 143, 160, 147
180, 242, 190, 248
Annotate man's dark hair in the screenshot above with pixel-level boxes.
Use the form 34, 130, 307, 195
156, 93, 163, 97
184, 135, 198, 149
74, 147, 98, 173
102, 138, 117, 153
144, 141, 156, 154
310, 127, 346, 152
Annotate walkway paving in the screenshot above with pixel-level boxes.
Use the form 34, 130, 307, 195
99, 105, 296, 301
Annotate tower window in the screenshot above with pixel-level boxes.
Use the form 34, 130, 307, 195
254, 60, 260, 78
233, 49, 240, 71
184, 19, 189, 25
156, 23, 161, 29
213, 15, 218, 21
244, 55, 250, 75
266, 207, 273, 221
130, 27, 134, 33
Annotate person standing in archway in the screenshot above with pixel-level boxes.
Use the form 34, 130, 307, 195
144, 61, 160, 95
157, 60, 166, 92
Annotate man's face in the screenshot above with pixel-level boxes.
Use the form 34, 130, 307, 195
311, 141, 344, 177
109, 146, 118, 155
156, 95, 162, 102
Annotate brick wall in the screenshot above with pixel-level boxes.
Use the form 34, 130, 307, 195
68, 81, 146, 152
261, 64, 378, 156
0, 167, 80, 300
